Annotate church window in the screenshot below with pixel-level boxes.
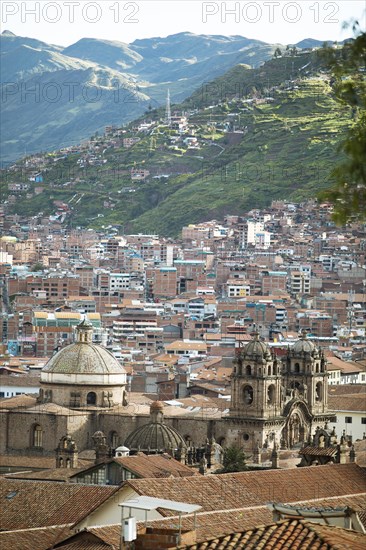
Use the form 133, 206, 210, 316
294, 363, 300, 373
267, 385, 275, 404
33, 424, 43, 447
87, 392, 97, 405
243, 385, 253, 405
268, 365, 272, 376
110, 431, 119, 449
315, 382, 323, 402
243, 433, 250, 441
245, 365, 252, 376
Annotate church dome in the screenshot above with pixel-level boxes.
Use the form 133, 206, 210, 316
124, 402, 186, 454
41, 320, 126, 386
292, 330, 316, 355
242, 332, 271, 360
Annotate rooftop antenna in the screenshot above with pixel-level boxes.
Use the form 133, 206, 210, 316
165, 88, 171, 126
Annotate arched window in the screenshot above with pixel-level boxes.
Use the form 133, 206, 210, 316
33, 424, 43, 447
316, 382, 323, 402
245, 365, 252, 376
267, 384, 275, 404
268, 365, 272, 376
87, 392, 97, 405
294, 363, 300, 373
110, 431, 119, 449
243, 385, 253, 405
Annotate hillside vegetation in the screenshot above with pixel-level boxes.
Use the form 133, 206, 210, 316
2, 52, 352, 236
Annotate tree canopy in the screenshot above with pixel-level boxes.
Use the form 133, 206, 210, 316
217, 446, 248, 473
319, 24, 366, 223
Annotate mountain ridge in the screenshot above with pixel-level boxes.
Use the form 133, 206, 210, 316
2, 49, 352, 236
0, 30, 346, 164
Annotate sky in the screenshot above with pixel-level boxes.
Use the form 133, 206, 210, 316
1, 1, 365, 47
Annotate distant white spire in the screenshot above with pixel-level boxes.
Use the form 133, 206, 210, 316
165, 88, 171, 126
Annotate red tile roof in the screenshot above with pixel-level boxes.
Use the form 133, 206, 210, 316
113, 453, 199, 478
328, 394, 366, 412
0, 526, 71, 550
298, 446, 338, 457
175, 518, 366, 550
124, 464, 366, 516
70, 453, 199, 481
0, 478, 118, 530
39, 494, 366, 549
142, 493, 366, 544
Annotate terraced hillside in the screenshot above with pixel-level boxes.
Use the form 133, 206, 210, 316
2, 56, 352, 236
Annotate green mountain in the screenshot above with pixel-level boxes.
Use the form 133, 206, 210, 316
0, 31, 285, 162
2, 52, 352, 236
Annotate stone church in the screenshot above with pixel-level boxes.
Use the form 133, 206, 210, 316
0, 321, 333, 459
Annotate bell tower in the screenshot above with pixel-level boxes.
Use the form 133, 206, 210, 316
229, 332, 284, 451
55, 434, 78, 468
284, 330, 328, 415
231, 332, 282, 419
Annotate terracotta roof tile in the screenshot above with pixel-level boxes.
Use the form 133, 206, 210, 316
5, 467, 92, 482
175, 519, 366, 550
298, 447, 338, 457
0, 395, 37, 409
112, 453, 199, 478
328, 384, 366, 396
140, 494, 366, 544
0, 478, 118, 530
125, 464, 366, 516
53, 542, 111, 550
328, 394, 366, 412
0, 454, 93, 473
43, 494, 366, 550
0, 526, 71, 550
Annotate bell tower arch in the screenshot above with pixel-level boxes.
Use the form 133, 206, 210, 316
229, 332, 284, 451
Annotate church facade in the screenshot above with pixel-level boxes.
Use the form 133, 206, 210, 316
226, 331, 332, 452
0, 322, 334, 459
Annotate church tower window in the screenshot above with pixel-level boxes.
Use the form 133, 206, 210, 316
267, 385, 275, 404
243, 385, 253, 405
87, 392, 97, 405
245, 365, 252, 376
316, 382, 323, 402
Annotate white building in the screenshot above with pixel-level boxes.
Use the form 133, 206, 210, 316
226, 279, 251, 298
328, 387, 366, 441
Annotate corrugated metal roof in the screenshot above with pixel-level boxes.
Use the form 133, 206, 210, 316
120, 496, 201, 513
34, 312, 48, 318
55, 313, 81, 319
